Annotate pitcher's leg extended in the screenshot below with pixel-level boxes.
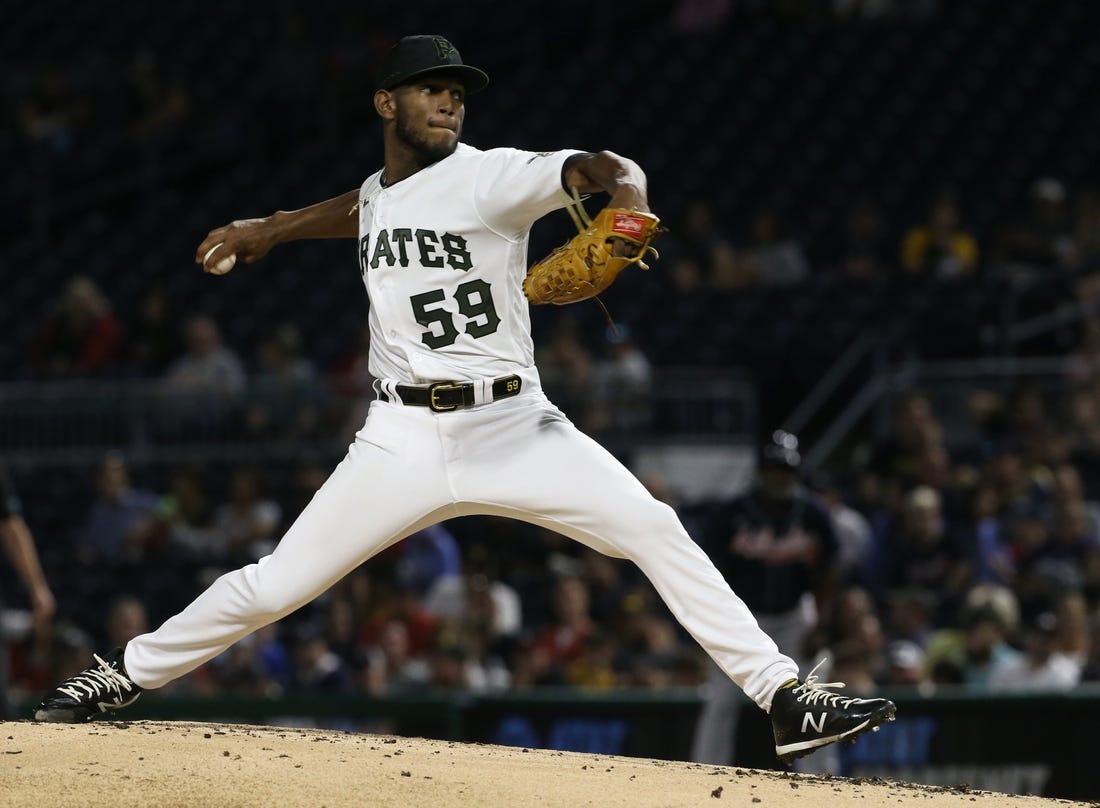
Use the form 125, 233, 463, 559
125, 424, 452, 687
455, 405, 797, 710
456, 401, 896, 762
33, 402, 453, 726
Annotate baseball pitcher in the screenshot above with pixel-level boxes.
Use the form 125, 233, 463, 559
35, 35, 894, 764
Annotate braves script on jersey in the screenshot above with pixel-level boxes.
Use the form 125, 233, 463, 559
357, 144, 582, 383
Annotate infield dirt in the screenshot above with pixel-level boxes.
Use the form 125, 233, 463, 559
1, 720, 1094, 807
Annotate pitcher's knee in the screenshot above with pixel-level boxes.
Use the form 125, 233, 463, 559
225, 563, 299, 622
624, 499, 684, 536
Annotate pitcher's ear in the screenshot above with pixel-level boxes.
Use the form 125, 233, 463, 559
374, 89, 396, 119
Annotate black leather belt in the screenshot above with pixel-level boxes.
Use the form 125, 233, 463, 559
388, 375, 523, 412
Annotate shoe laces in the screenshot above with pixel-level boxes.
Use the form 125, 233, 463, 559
57, 654, 135, 702
791, 659, 857, 709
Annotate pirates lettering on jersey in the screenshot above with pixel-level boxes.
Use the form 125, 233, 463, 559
358, 229, 473, 275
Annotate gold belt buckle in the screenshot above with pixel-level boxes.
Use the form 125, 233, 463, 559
428, 382, 463, 412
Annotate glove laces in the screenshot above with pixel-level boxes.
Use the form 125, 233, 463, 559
57, 654, 135, 701
790, 659, 857, 709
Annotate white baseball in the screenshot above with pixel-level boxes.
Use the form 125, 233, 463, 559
204, 243, 237, 275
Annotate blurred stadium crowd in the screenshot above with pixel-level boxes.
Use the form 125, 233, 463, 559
3, 0, 1100, 716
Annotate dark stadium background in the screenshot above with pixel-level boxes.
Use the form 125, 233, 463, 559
4, 0, 1100, 796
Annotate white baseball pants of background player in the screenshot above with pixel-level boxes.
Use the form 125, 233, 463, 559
124, 374, 800, 711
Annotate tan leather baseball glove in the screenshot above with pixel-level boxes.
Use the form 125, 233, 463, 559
523, 190, 663, 305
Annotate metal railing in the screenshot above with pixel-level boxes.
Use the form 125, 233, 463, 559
803, 354, 1095, 472
0, 368, 758, 467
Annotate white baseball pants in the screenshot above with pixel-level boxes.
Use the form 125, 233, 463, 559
124, 377, 799, 709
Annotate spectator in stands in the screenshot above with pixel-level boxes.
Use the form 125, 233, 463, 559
671, 0, 733, 32
1081, 609, 1100, 682
866, 391, 944, 484
208, 467, 282, 561
826, 198, 892, 280
804, 586, 886, 678
425, 544, 522, 642
363, 618, 431, 696
104, 596, 149, 651
322, 597, 366, 675
810, 473, 872, 582
667, 256, 706, 293
1047, 462, 1100, 538
160, 466, 216, 561
827, 643, 877, 696
528, 575, 597, 685
988, 611, 1081, 691
360, 580, 438, 663
669, 201, 738, 289
533, 316, 593, 420
883, 639, 930, 690
1013, 501, 1098, 612
586, 324, 652, 435
431, 609, 512, 693
202, 629, 287, 697
123, 283, 182, 377
577, 546, 633, 625
734, 208, 810, 287
32, 276, 123, 377
924, 588, 1022, 689
289, 623, 353, 693
884, 587, 936, 649
75, 453, 161, 564
161, 315, 246, 408
395, 524, 463, 597
329, 324, 377, 444
900, 192, 979, 279
993, 177, 1076, 277
426, 642, 474, 691
871, 486, 971, 624
1, 462, 56, 718
16, 66, 86, 154
0, 462, 56, 629
970, 482, 1015, 586
125, 49, 192, 141
1052, 591, 1091, 670
565, 628, 620, 690
982, 437, 1047, 521
246, 323, 324, 441
623, 611, 698, 689
833, 0, 940, 21
1069, 188, 1100, 278
280, 455, 332, 534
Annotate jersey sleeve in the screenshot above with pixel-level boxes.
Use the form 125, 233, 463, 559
472, 148, 587, 238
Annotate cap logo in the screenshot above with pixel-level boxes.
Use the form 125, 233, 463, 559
434, 38, 457, 61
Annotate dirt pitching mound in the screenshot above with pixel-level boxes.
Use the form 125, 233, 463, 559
1, 720, 1091, 807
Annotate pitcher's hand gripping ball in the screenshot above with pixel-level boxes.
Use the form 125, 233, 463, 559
203, 243, 237, 275
523, 189, 663, 305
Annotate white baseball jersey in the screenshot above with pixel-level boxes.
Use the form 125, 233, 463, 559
356, 144, 582, 383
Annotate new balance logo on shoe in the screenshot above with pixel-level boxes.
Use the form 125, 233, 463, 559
771, 660, 897, 764
801, 712, 827, 735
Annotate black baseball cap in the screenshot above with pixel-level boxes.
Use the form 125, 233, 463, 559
377, 35, 490, 95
